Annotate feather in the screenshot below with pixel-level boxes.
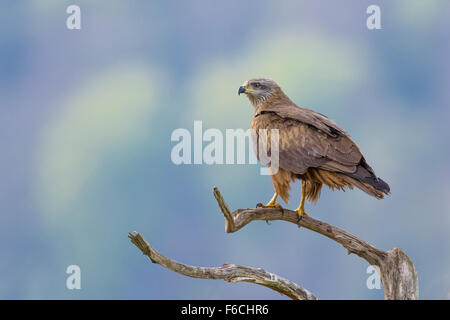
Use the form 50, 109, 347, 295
250, 82, 390, 204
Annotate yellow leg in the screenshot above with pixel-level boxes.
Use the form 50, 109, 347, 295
295, 181, 310, 218
257, 192, 281, 209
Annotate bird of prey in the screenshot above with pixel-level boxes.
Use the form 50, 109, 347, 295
238, 78, 390, 218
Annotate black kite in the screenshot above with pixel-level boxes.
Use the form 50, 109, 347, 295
238, 78, 390, 218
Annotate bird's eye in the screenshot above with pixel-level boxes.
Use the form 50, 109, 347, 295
253, 83, 260, 88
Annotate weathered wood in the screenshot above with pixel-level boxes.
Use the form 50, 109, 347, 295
128, 231, 317, 300
128, 187, 418, 300
213, 186, 419, 300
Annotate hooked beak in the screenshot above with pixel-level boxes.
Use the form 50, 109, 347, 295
238, 86, 246, 95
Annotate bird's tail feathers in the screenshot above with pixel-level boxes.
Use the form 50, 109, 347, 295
339, 173, 390, 199
338, 157, 391, 199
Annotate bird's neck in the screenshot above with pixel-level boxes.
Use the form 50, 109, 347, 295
251, 88, 293, 115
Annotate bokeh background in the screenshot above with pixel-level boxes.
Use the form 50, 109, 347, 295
1, 0, 449, 299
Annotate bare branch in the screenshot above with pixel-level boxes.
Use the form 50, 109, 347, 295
128, 231, 317, 300
213, 186, 419, 300
128, 187, 418, 300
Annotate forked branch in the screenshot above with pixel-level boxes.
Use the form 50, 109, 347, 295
129, 187, 418, 300
213, 187, 418, 300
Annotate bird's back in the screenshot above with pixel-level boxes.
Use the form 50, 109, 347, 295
250, 106, 390, 200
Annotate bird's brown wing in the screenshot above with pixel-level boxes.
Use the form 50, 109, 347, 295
258, 103, 348, 137
251, 110, 362, 175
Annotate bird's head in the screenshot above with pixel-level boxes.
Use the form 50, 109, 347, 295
238, 78, 280, 107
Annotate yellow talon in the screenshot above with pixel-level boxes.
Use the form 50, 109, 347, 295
257, 192, 281, 208
296, 206, 309, 217
259, 202, 282, 209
